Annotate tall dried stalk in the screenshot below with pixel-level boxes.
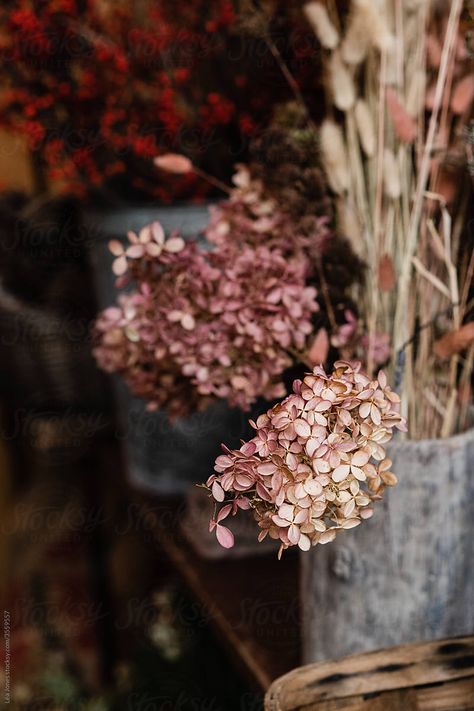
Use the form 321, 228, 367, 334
308, 0, 473, 438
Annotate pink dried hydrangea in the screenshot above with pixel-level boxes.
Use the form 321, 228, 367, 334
205, 165, 331, 259
93, 221, 319, 417
206, 361, 406, 557
331, 310, 391, 368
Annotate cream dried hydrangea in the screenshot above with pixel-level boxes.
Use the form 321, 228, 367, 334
206, 360, 406, 557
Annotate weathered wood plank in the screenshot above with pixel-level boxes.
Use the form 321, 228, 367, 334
299, 678, 474, 710
265, 636, 474, 710
299, 687, 418, 711
138, 495, 301, 691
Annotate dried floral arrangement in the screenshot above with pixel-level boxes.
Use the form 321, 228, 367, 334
205, 361, 406, 556
109, 0, 473, 440
303, 0, 474, 438
91, 7, 474, 577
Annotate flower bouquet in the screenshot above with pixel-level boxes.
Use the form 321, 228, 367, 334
172, 0, 473, 650
92, 0, 474, 647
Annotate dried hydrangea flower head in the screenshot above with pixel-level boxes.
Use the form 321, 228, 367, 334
205, 165, 331, 259
206, 361, 406, 557
94, 220, 319, 417
109, 222, 185, 277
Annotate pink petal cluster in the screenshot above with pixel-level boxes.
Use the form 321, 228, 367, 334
108, 222, 185, 281
331, 310, 391, 368
206, 361, 406, 557
93, 221, 319, 417
205, 165, 331, 258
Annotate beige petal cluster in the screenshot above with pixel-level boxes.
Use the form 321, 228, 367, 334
206, 361, 406, 557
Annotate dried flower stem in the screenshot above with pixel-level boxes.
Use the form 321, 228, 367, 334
367, 48, 388, 376
317, 0, 471, 438
261, 29, 316, 129
192, 166, 232, 195
315, 256, 338, 332
394, 0, 463, 354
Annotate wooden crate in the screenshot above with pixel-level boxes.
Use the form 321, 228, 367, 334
265, 635, 474, 710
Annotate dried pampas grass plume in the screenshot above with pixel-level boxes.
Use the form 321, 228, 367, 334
406, 69, 426, 118
337, 199, 365, 256
340, 11, 369, 63
329, 51, 356, 111
341, 0, 394, 64
320, 120, 350, 194
303, 2, 339, 49
354, 99, 376, 156
383, 148, 401, 199
404, 0, 431, 12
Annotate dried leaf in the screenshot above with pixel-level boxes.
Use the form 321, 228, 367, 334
434, 322, 474, 359
340, 518, 361, 529
165, 236, 186, 253
215, 524, 235, 548
378, 254, 396, 291
451, 75, 474, 115
386, 88, 417, 143
426, 33, 442, 68
434, 166, 461, 206
294, 418, 311, 438
217, 504, 232, 522
308, 328, 330, 364
425, 82, 437, 111
181, 313, 195, 331
112, 255, 127, 276
318, 529, 337, 544
109, 239, 123, 256
154, 153, 193, 174
211, 480, 225, 502
380, 471, 398, 486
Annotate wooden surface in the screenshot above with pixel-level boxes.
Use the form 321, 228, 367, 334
265, 635, 474, 710
302, 431, 474, 662
0, 129, 34, 192
138, 495, 301, 691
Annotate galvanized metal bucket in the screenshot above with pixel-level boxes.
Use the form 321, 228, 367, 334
301, 428, 474, 661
